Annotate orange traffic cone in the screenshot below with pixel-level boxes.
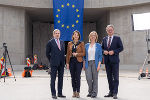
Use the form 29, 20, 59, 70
8, 68, 12, 76
22, 70, 26, 77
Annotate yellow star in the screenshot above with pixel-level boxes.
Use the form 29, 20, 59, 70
72, 24, 75, 27
62, 24, 64, 27
67, 26, 69, 28
56, 15, 59, 17
76, 9, 79, 12
77, 15, 80, 17
61, 5, 64, 8
57, 9, 60, 12
67, 3, 70, 6
72, 5, 75, 8
76, 20, 79, 23
58, 20, 60, 23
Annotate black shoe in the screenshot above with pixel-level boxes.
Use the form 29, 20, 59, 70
113, 94, 118, 99
91, 95, 96, 98
58, 94, 66, 98
87, 94, 91, 97
104, 93, 113, 97
52, 95, 57, 99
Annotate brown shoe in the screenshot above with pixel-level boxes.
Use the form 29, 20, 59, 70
72, 92, 76, 97
76, 92, 80, 98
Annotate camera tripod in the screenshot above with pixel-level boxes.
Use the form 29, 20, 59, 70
0, 43, 16, 82
138, 30, 150, 80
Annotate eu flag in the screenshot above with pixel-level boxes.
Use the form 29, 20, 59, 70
53, 0, 84, 41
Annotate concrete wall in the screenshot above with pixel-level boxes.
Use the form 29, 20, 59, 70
25, 12, 32, 63
83, 22, 96, 44
109, 4, 150, 64
0, 0, 149, 8
33, 22, 53, 66
96, 11, 110, 43
0, 6, 26, 65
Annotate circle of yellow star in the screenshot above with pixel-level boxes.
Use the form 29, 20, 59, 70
56, 3, 81, 29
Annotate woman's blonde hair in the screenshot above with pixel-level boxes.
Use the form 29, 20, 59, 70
72, 30, 81, 40
89, 31, 98, 42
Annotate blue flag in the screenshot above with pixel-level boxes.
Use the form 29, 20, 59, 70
53, 0, 84, 41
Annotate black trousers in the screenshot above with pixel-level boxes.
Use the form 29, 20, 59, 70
69, 57, 83, 92
105, 63, 119, 95
50, 62, 64, 96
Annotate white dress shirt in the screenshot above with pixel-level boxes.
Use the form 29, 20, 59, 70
88, 43, 96, 61
107, 35, 114, 47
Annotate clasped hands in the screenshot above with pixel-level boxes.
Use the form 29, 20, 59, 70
104, 50, 114, 55
72, 52, 78, 57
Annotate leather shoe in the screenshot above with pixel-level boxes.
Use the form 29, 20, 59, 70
91, 95, 96, 98
87, 94, 91, 97
104, 93, 113, 97
113, 94, 118, 99
52, 95, 57, 99
58, 94, 66, 98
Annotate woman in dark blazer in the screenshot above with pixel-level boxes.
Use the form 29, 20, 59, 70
83, 31, 102, 98
66, 30, 85, 98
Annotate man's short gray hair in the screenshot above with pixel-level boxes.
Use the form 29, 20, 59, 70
106, 24, 114, 30
53, 29, 60, 34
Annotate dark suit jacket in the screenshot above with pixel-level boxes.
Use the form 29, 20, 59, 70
102, 36, 123, 64
46, 38, 65, 67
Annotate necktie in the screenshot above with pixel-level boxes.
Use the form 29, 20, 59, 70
108, 37, 111, 49
57, 39, 61, 50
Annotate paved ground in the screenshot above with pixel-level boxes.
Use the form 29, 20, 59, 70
0, 65, 150, 100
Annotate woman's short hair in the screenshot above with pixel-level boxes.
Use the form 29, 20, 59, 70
89, 31, 98, 42
72, 30, 81, 40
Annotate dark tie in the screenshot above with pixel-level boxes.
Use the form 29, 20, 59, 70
108, 37, 111, 49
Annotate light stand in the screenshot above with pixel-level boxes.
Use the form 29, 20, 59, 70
0, 43, 16, 82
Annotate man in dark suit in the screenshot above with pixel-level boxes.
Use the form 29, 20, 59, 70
102, 25, 123, 99
46, 29, 66, 99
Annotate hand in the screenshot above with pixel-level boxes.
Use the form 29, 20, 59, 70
104, 50, 109, 55
83, 61, 85, 71
66, 64, 69, 69
82, 66, 85, 71
109, 51, 114, 55
72, 53, 78, 57
97, 66, 100, 72
83, 67, 85, 71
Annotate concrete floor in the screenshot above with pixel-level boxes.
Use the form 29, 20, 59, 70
0, 66, 150, 100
